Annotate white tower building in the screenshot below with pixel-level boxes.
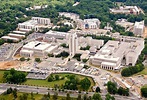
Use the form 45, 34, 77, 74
69, 33, 78, 56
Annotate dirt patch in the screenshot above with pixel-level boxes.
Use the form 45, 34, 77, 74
0, 61, 20, 69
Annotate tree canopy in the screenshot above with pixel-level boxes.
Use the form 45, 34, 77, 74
3, 68, 27, 84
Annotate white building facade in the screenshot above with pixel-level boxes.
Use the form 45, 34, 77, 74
69, 33, 78, 56
133, 20, 145, 36
84, 18, 101, 29
20, 41, 58, 57
32, 17, 51, 25
90, 40, 144, 70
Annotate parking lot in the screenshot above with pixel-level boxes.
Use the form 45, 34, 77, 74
0, 43, 14, 61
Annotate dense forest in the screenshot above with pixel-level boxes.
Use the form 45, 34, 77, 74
0, 0, 147, 39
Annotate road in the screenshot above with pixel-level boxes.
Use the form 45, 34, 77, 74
0, 83, 140, 100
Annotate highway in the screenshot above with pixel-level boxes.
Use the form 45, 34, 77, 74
0, 83, 140, 100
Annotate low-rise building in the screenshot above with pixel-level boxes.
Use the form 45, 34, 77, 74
76, 18, 101, 29
20, 41, 58, 57
79, 37, 104, 49
18, 17, 51, 32
32, 17, 51, 25
116, 19, 134, 31
13, 31, 28, 35
44, 30, 69, 40
90, 40, 144, 70
1, 36, 20, 42
84, 18, 101, 29
59, 12, 80, 20
110, 6, 141, 15
8, 33, 25, 39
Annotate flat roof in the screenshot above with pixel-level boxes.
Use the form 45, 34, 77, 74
13, 31, 26, 34
20, 49, 34, 53
45, 30, 68, 36
23, 41, 39, 49
1, 36, 19, 41
19, 20, 38, 26
34, 43, 51, 51
19, 28, 32, 31
32, 17, 50, 20
93, 54, 120, 62
8, 33, 25, 37
101, 62, 116, 66
23, 41, 51, 51
45, 45, 58, 53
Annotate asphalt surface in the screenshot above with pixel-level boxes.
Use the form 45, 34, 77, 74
0, 83, 140, 100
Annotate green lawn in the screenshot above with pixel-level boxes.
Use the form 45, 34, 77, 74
142, 84, 147, 87
0, 92, 76, 100
23, 73, 95, 91
0, 70, 8, 83
0, 29, 4, 33
0, 71, 95, 91
136, 67, 147, 75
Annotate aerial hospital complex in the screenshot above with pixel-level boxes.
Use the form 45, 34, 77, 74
90, 39, 144, 70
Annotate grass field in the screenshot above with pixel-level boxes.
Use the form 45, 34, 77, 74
0, 70, 7, 83
23, 73, 95, 91
0, 92, 76, 100
136, 67, 147, 75
0, 71, 95, 91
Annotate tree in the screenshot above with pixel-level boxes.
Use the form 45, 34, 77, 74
20, 93, 28, 100
48, 75, 54, 82
6, 87, 13, 94
77, 94, 82, 100
92, 93, 102, 100
31, 92, 35, 100
105, 93, 115, 100
48, 53, 54, 57
66, 93, 71, 100
96, 86, 100, 93
12, 88, 17, 99
64, 75, 79, 90
141, 86, 147, 98
55, 75, 60, 80
53, 92, 58, 100
35, 58, 41, 63
83, 94, 88, 100
3, 68, 26, 84
60, 43, 69, 48
117, 87, 129, 96
20, 57, 25, 61
41, 94, 50, 100
80, 78, 91, 91
47, 92, 50, 99
82, 59, 88, 63
107, 81, 117, 94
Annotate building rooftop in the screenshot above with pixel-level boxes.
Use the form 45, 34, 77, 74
45, 30, 68, 36
34, 42, 51, 51
13, 31, 27, 35
1, 36, 19, 41
8, 33, 25, 37
45, 45, 58, 53
19, 20, 38, 26
23, 41, 51, 51
20, 49, 34, 53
